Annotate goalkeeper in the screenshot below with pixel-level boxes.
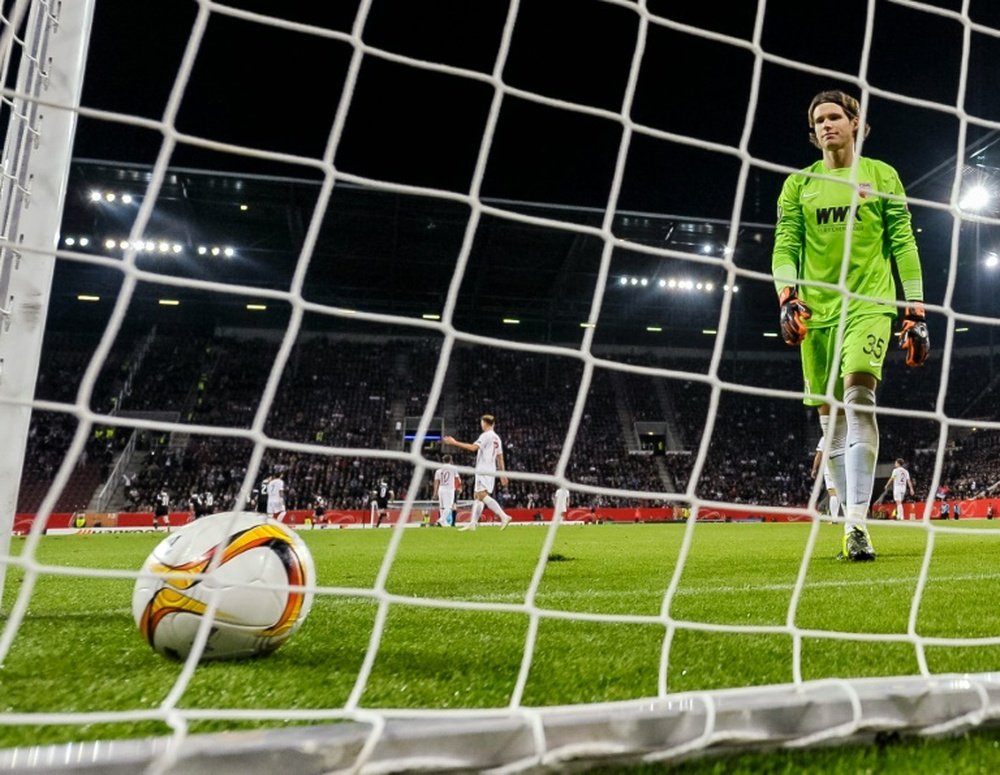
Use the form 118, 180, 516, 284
771, 89, 929, 562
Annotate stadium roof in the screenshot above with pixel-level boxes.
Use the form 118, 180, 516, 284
46, 1, 1000, 350
52, 155, 1000, 352
55, 159, 781, 348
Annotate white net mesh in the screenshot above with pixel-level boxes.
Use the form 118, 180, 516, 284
3, 0, 1000, 772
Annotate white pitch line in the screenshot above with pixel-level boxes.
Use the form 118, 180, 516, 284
307, 570, 1000, 608
663, 571, 1000, 596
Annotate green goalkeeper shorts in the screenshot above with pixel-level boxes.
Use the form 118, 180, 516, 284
798, 313, 893, 406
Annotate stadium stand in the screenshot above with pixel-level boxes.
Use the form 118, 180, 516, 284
17, 329, 999, 516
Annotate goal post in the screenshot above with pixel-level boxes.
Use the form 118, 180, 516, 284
0, 0, 97, 604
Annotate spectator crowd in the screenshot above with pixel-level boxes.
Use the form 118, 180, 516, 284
16, 330, 1000, 516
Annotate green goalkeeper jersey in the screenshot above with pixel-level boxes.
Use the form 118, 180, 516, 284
771, 156, 924, 328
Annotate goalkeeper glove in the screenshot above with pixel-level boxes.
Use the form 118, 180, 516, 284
778, 287, 811, 346
897, 303, 929, 367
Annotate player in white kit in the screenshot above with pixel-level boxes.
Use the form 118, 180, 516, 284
443, 414, 513, 531
265, 474, 287, 522
882, 458, 914, 521
433, 455, 461, 526
553, 486, 569, 520
812, 436, 841, 520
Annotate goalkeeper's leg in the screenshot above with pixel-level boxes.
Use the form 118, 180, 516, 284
823, 407, 876, 561
839, 318, 890, 559
843, 381, 879, 558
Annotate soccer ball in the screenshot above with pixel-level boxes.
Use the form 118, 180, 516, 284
132, 511, 315, 660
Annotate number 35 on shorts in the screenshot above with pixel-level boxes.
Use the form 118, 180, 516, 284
863, 333, 885, 362
845, 316, 892, 376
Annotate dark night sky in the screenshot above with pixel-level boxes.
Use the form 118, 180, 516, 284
56, 0, 1000, 341
73, 0, 1000, 218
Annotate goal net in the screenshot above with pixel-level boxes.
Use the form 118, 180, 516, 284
3, 0, 1000, 772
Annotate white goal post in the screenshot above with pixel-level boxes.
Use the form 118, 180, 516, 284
4, 675, 1000, 773
3, 1, 1000, 773
0, 0, 96, 606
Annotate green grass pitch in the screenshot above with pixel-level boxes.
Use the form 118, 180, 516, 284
3, 520, 1000, 772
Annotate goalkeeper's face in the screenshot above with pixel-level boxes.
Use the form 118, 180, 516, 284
811, 103, 858, 152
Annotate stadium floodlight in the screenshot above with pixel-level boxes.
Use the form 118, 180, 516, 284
959, 184, 990, 211
223, 247, 235, 257
121, 194, 133, 204
76, 294, 99, 302
158, 299, 180, 306
104, 192, 115, 202
646, 325, 662, 332
618, 276, 628, 285
88, 190, 101, 201
421, 313, 440, 320
64, 237, 75, 246
502, 318, 520, 325
79, 237, 89, 246
985, 251, 999, 268
246, 304, 266, 311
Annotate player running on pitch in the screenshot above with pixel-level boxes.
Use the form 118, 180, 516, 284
772, 89, 929, 561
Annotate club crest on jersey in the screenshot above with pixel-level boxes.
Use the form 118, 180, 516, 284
858, 182, 872, 199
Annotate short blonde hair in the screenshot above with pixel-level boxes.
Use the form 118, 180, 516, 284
807, 90, 871, 149
480, 414, 495, 427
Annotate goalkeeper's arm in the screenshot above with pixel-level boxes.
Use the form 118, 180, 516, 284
896, 301, 929, 367
894, 247, 929, 367
777, 286, 811, 346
